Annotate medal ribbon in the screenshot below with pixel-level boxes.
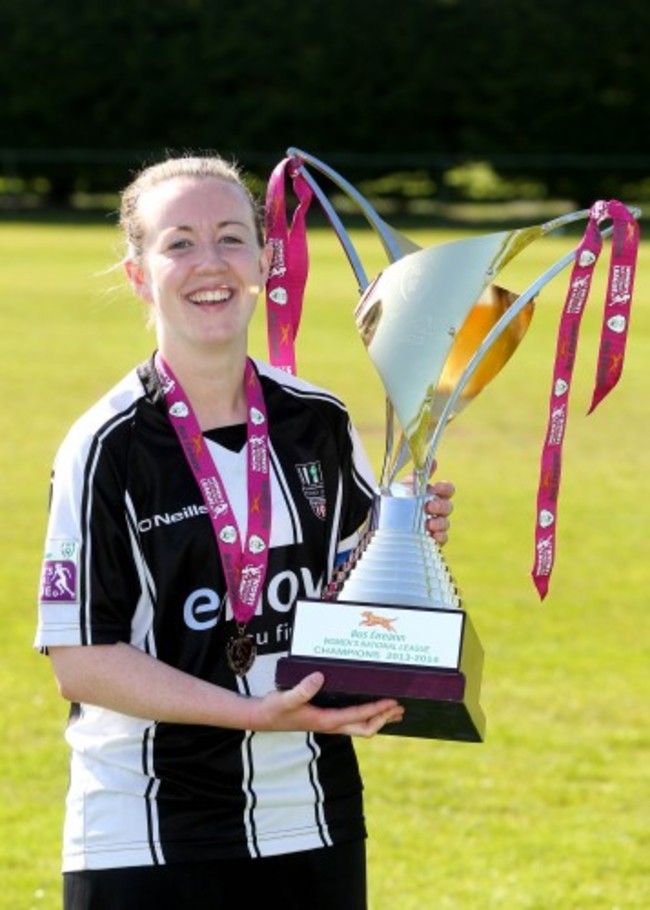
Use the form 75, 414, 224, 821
532, 200, 639, 599
265, 156, 313, 374
155, 353, 272, 625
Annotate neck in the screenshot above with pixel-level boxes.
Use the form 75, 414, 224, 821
158, 341, 249, 430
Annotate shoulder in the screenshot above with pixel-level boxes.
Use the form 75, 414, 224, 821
253, 359, 348, 414
53, 366, 148, 469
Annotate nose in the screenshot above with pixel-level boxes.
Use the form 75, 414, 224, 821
195, 241, 228, 272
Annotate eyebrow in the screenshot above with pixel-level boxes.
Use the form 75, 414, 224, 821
169, 220, 251, 233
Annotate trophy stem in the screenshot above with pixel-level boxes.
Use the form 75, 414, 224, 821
378, 397, 396, 494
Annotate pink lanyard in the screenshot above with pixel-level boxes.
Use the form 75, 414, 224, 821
533, 200, 639, 598
265, 156, 313, 375
155, 353, 272, 670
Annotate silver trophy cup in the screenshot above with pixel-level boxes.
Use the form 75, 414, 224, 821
274, 149, 634, 741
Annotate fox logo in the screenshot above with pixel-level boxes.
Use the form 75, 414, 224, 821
359, 610, 398, 633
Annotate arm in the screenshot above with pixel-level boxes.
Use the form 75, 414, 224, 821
49, 643, 403, 737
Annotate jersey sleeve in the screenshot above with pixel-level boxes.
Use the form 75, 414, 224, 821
334, 414, 376, 565
35, 414, 143, 650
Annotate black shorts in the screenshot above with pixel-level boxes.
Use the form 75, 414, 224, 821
63, 840, 367, 910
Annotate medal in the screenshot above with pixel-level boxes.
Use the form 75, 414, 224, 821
156, 354, 272, 675
226, 626, 257, 676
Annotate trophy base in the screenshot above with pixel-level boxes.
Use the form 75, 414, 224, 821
276, 655, 485, 742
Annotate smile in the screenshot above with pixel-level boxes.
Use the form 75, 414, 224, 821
187, 288, 232, 305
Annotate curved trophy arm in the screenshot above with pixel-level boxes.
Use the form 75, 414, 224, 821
288, 147, 421, 484
288, 160, 370, 292
408, 221, 621, 516
288, 147, 420, 268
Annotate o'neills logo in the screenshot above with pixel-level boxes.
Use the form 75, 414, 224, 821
138, 504, 208, 533
239, 564, 264, 607
200, 476, 229, 519
268, 238, 287, 279
535, 535, 554, 576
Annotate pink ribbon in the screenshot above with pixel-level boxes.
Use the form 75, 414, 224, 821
155, 354, 272, 625
265, 156, 313, 374
532, 200, 639, 599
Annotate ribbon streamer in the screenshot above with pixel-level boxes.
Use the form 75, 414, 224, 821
532, 200, 639, 599
264, 156, 313, 374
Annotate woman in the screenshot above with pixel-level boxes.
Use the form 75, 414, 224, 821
35, 155, 454, 909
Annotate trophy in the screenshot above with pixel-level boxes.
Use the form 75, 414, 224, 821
273, 150, 640, 742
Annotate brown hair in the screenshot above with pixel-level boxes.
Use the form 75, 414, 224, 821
119, 154, 264, 261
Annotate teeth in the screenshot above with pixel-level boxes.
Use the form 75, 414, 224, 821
189, 289, 230, 303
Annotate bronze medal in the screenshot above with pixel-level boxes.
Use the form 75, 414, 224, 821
226, 628, 256, 676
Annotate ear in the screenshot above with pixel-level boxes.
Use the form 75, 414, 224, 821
124, 259, 152, 303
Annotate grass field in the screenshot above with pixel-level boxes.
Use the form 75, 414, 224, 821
1, 215, 648, 910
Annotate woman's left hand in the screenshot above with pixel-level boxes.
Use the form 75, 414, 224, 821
401, 459, 455, 546
424, 476, 455, 546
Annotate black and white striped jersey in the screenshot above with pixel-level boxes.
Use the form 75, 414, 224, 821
35, 356, 375, 872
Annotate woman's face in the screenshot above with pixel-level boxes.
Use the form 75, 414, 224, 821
126, 176, 270, 359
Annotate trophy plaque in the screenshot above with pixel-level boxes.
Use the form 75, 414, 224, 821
273, 149, 640, 742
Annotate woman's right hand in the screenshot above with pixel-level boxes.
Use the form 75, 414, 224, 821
251, 671, 404, 737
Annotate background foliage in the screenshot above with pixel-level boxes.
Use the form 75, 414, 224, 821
1, 0, 648, 207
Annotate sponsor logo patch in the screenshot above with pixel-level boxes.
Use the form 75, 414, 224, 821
40, 539, 80, 604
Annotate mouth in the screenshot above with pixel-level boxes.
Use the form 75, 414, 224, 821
186, 287, 233, 307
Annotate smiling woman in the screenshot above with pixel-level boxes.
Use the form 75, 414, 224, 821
123, 175, 272, 427
33, 153, 456, 910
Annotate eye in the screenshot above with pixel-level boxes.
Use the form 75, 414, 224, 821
167, 237, 192, 251
218, 234, 245, 246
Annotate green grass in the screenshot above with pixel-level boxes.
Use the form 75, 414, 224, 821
1, 217, 648, 909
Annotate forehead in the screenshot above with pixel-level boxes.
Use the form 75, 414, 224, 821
138, 176, 255, 234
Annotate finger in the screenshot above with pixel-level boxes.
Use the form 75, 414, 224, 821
322, 699, 403, 734
281, 672, 325, 710
428, 480, 455, 501
343, 704, 405, 738
426, 496, 453, 518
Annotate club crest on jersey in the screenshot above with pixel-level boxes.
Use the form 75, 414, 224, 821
296, 461, 327, 520
39, 539, 80, 604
